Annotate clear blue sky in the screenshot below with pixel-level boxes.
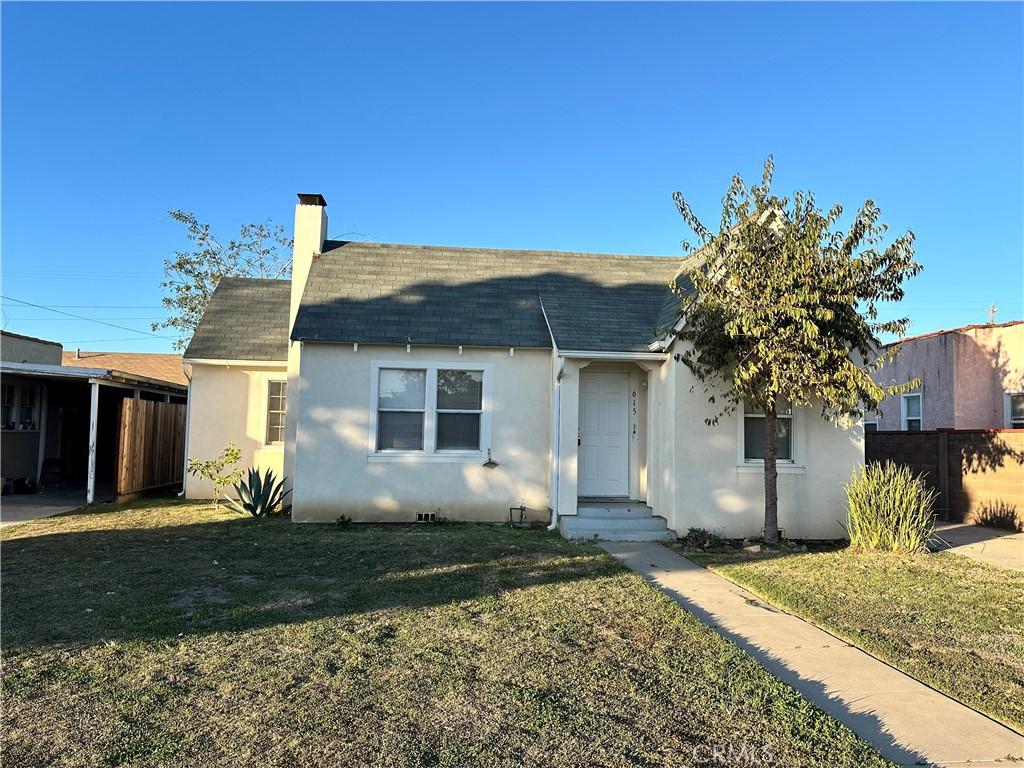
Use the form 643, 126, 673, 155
2, 2, 1021, 353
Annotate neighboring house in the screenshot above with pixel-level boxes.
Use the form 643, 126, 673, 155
62, 350, 189, 386
1, 332, 188, 504
867, 321, 1024, 432
183, 194, 862, 540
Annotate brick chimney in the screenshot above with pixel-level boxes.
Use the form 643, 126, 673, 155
291, 193, 328, 329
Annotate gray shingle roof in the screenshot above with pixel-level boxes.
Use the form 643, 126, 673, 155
292, 241, 698, 352
184, 278, 291, 361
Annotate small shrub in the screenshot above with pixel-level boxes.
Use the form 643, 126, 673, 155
335, 515, 352, 528
844, 461, 937, 553
227, 467, 291, 517
968, 501, 1023, 532
187, 442, 242, 509
680, 527, 724, 550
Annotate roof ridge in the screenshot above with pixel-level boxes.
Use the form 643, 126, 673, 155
884, 319, 1024, 346
321, 239, 684, 262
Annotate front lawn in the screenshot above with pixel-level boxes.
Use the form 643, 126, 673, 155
690, 547, 1024, 731
0, 501, 893, 767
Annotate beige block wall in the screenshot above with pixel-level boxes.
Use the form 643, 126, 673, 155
652, 350, 863, 539
184, 363, 287, 499
292, 343, 552, 523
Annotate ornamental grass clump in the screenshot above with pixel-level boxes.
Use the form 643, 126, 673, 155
844, 461, 936, 553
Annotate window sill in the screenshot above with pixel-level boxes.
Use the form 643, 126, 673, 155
260, 444, 284, 451
736, 463, 806, 475
368, 451, 488, 464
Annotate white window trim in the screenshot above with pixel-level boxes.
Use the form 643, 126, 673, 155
368, 361, 493, 463
262, 376, 287, 448
900, 393, 922, 431
863, 420, 879, 432
1005, 391, 1024, 429
736, 403, 806, 473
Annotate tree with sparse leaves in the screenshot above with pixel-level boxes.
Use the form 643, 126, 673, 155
669, 156, 921, 544
154, 210, 293, 350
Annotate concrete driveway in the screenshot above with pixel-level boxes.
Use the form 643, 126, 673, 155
0, 488, 86, 527
932, 522, 1024, 571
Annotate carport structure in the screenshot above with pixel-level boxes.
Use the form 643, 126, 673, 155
1, 361, 187, 504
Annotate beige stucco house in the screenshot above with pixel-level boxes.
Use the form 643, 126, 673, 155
867, 321, 1024, 432
183, 194, 863, 540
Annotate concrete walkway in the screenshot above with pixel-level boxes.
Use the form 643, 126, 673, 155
932, 523, 1024, 571
0, 488, 85, 527
602, 542, 1024, 768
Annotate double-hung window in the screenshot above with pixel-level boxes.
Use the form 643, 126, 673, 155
376, 369, 427, 450
435, 369, 483, 450
265, 380, 286, 445
742, 401, 793, 462
901, 393, 922, 431
372, 363, 490, 458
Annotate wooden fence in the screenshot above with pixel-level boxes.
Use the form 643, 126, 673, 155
116, 399, 186, 496
865, 429, 1024, 528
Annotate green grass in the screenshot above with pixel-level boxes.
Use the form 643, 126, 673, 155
689, 547, 1024, 732
2, 501, 894, 768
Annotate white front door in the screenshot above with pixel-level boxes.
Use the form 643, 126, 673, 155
578, 371, 629, 497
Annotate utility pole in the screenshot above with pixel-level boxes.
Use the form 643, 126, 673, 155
987, 303, 998, 324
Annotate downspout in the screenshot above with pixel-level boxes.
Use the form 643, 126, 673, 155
547, 355, 566, 531
178, 360, 192, 497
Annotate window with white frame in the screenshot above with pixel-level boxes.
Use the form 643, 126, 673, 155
864, 421, 879, 433
1008, 393, 1024, 429
1, 383, 39, 430
435, 369, 484, 450
901, 393, 922, 431
742, 401, 793, 462
376, 368, 427, 450
265, 380, 286, 444
372, 363, 489, 457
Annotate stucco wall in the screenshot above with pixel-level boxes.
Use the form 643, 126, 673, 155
0, 332, 62, 365
953, 324, 1024, 428
292, 343, 552, 522
1, 431, 40, 480
652, 351, 863, 539
873, 333, 955, 430
184, 363, 287, 499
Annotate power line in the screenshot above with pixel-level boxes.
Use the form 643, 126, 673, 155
5, 316, 165, 322
62, 337, 173, 344
0, 296, 173, 339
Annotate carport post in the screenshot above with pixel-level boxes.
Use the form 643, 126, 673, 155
87, 380, 100, 505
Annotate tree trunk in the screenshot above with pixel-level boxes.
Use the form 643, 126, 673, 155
763, 405, 780, 544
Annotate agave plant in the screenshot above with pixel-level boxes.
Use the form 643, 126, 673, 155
227, 467, 291, 517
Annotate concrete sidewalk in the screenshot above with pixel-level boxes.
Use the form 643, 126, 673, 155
932, 523, 1023, 571
602, 542, 1024, 768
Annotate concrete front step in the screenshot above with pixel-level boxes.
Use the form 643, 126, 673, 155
577, 505, 654, 520
559, 507, 675, 542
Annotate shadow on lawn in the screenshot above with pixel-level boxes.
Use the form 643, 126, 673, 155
1, 516, 610, 651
